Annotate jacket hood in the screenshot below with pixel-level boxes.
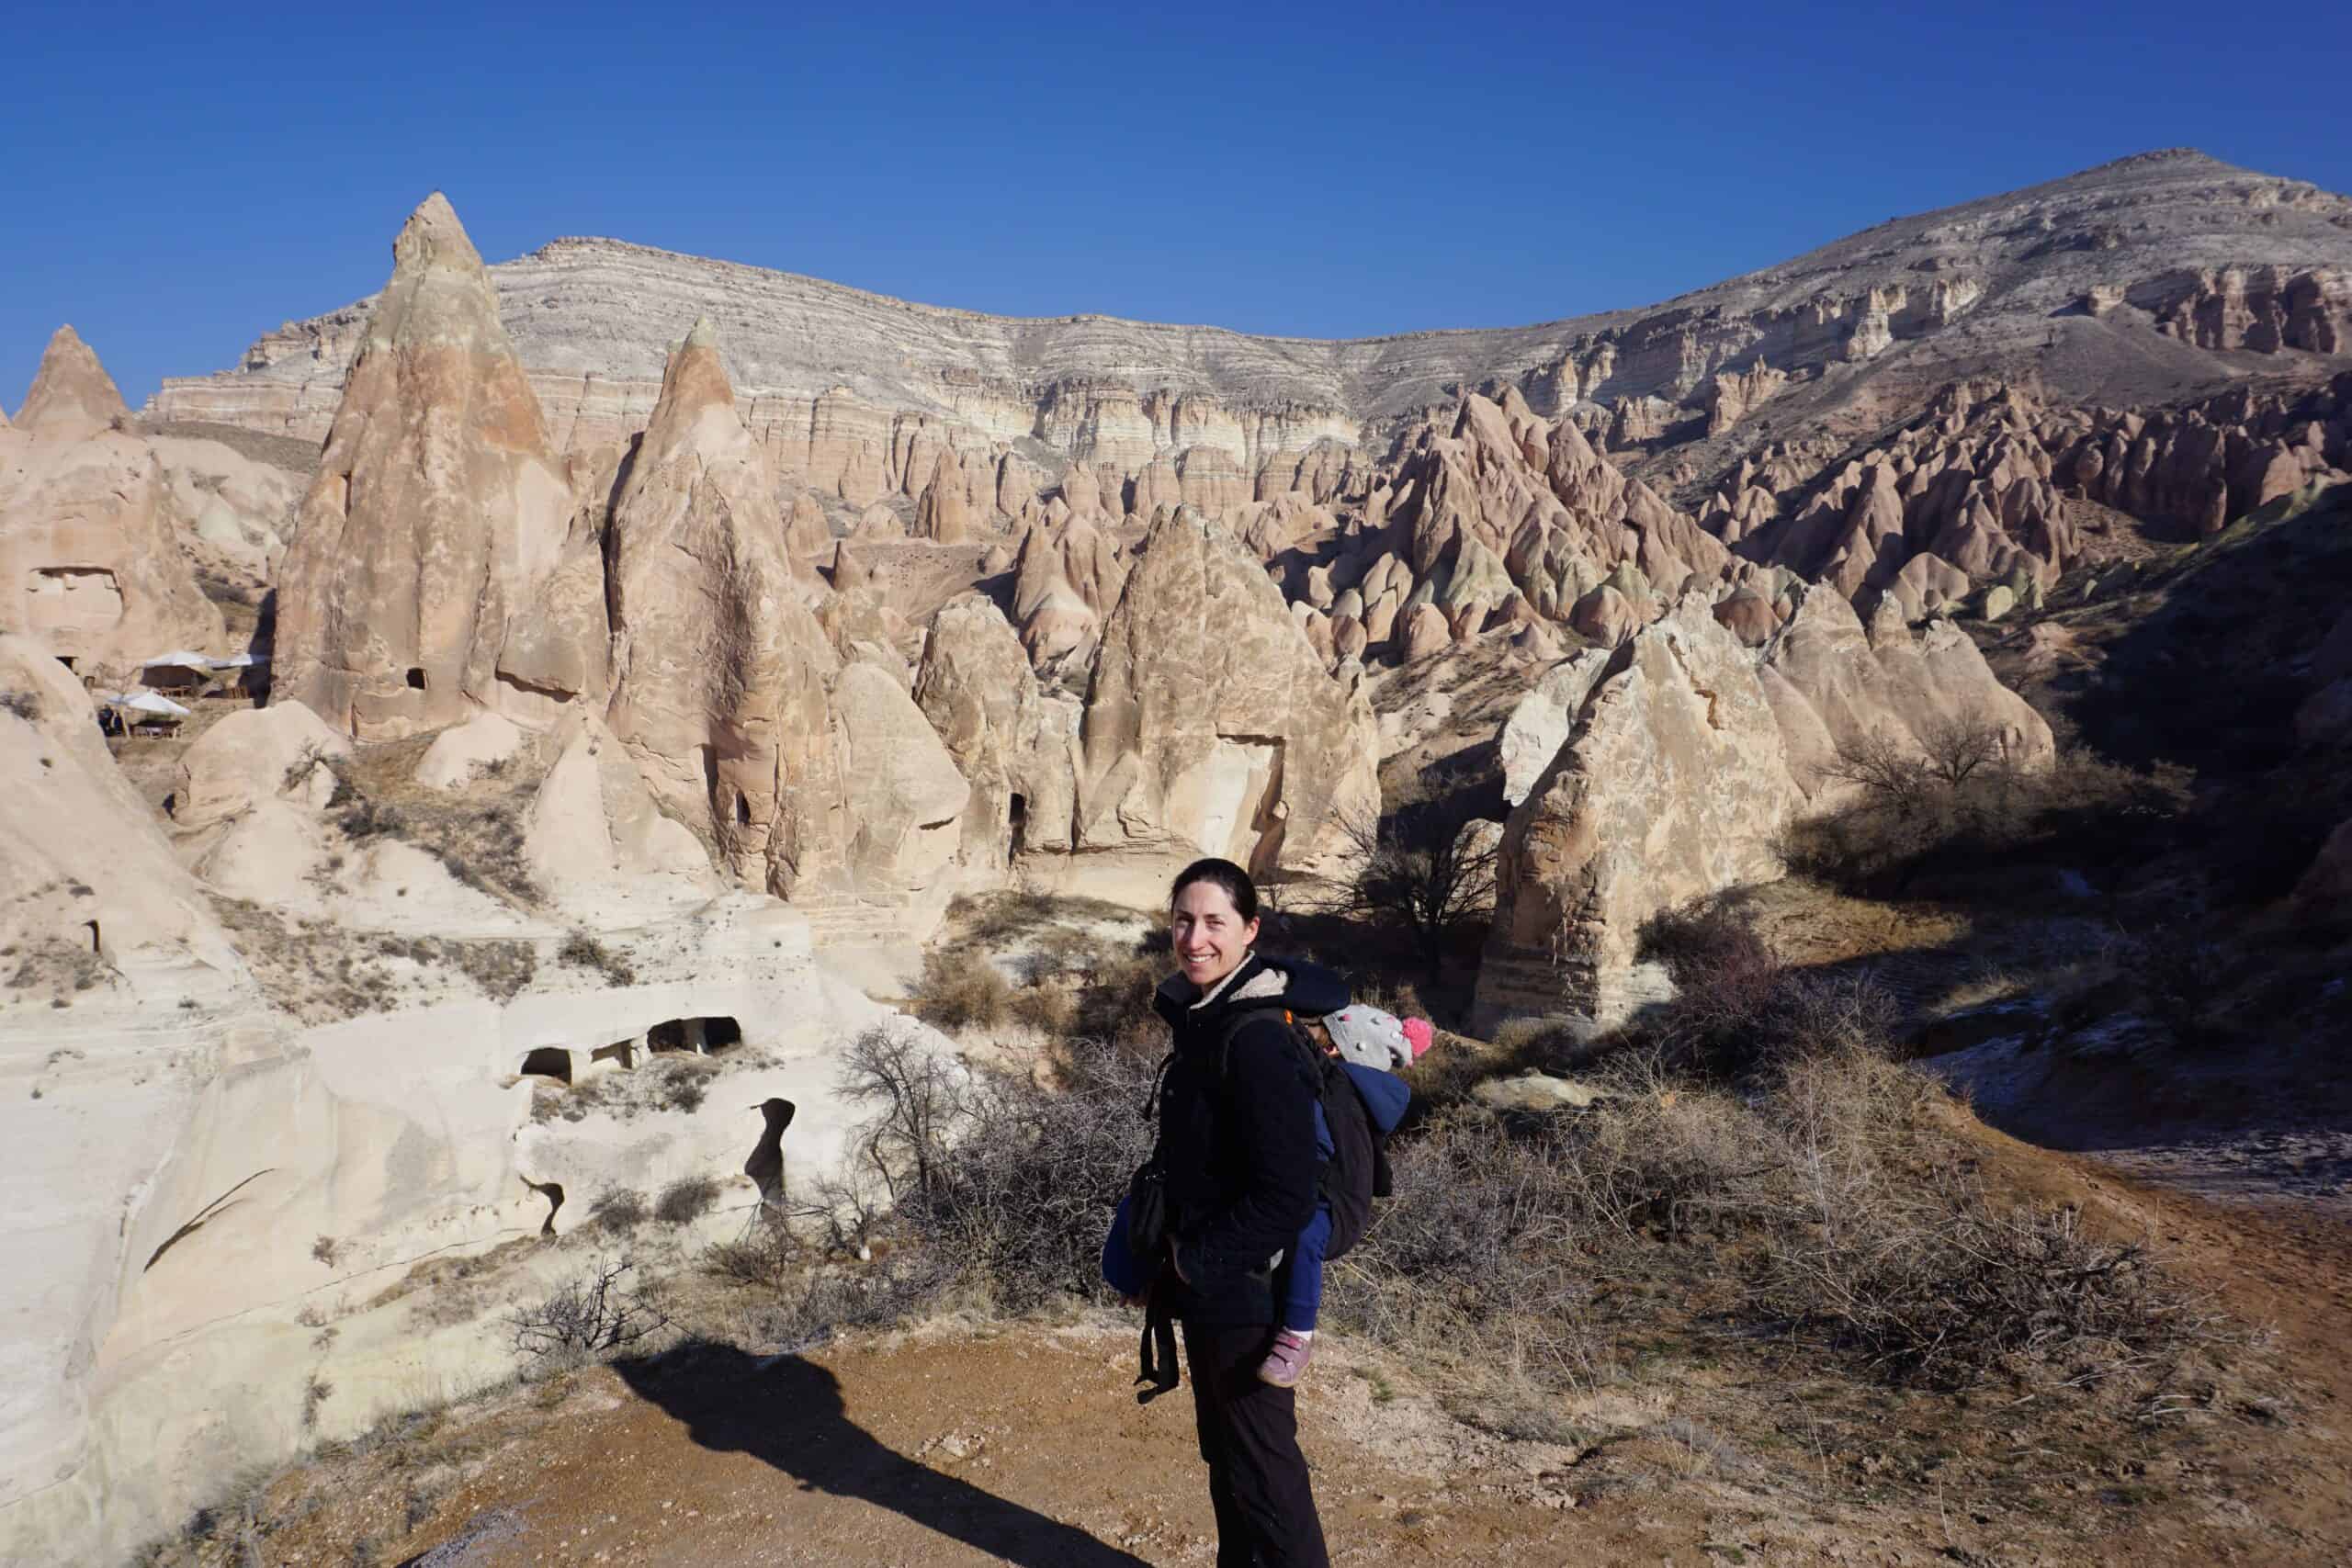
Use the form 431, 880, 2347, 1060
1152, 952, 1351, 1030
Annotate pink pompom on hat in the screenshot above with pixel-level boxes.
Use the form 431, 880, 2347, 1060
1401, 1016, 1434, 1061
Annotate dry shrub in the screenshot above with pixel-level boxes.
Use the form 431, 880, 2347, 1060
702, 1216, 797, 1287
653, 1175, 721, 1226
587, 1188, 647, 1234
1632, 900, 1896, 1078
0, 689, 40, 721
510, 1258, 671, 1360
839, 1026, 974, 1201
653, 1056, 712, 1113
1751, 1047, 2200, 1388
449, 940, 537, 1003
893, 1035, 1159, 1309
1007, 983, 1075, 1033
909, 948, 1011, 1031
556, 931, 638, 987
1779, 743, 2191, 894
1064, 945, 1163, 1048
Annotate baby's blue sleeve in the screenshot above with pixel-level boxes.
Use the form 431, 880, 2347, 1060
1341, 1063, 1412, 1134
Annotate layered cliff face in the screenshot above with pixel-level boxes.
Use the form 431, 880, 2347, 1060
271, 194, 590, 739
153, 152, 2352, 553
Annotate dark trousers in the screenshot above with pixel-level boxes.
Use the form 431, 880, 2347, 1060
1182, 1319, 1330, 1568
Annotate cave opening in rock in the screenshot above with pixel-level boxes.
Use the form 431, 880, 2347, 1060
647, 1016, 741, 1055
736, 791, 752, 828
83, 919, 100, 954
519, 1046, 572, 1084
405, 667, 427, 690
56, 655, 74, 672
1009, 792, 1027, 857
590, 1039, 636, 1073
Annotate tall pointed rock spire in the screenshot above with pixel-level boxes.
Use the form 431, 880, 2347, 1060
271, 192, 593, 739
16, 325, 128, 442
605, 315, 847, 895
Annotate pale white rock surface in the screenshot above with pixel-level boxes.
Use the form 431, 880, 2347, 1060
413, 709, 527, 789
1475, 599, 1801, 1033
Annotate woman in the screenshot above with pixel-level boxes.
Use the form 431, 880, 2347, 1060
1145, 856, 1334, 1568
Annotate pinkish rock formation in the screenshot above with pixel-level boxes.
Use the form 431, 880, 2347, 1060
271, 194, 591, 739
14, 326, 129, 442
1, 332, 222, 677
1076, 508, 1379, 879
605, 315, 842, 888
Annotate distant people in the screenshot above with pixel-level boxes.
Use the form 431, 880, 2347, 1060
1132, 857, 1332, 1568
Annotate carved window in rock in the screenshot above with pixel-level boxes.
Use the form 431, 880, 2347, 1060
519, 1046, 573, 1084
647, 1016, 741, 1055
25, 568, 123, 635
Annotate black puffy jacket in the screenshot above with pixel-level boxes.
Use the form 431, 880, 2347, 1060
1150, 953, 1349, 1326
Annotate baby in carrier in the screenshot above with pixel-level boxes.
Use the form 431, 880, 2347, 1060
1258, 1006, 1430, 1388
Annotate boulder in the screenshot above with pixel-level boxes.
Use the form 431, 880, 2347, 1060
170, 702, 351, 829
1711, 588, 1779, 647
1472, 1072, 1617, 1112
827, 660, 969, 919
13, 325, 128, 442
914, 449, 974, 543
0, 422, 225, 680
1568, 583, 1640, 646
413, 711, 526, 790
1496, 649, 1614, 807
785, 491, 832, 558
1401, 603, 1453, 660
525, 709, 716, 898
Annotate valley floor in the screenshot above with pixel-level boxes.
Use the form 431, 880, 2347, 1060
173, 1160, 2352, 1568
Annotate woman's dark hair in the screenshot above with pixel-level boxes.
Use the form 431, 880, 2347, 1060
1170, 857, 1259, 923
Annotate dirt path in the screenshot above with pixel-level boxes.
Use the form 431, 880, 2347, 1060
234, 1257, 2352, 1568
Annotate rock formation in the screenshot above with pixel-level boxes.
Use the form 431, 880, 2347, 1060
1476, 599, 1802, 1032
605, 315, 844, 890
1473, 586, 2054, 1032
912, 593, 1080, 874
156, 153, 2352, 592
0, 332, 224, 677
1011, 512, 1125, 667
15, 324, 129, 441
270, 194, 592, 739
1076, 509, 1380, 881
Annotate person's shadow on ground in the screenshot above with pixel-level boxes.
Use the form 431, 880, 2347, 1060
613, 1340, 1152, 1567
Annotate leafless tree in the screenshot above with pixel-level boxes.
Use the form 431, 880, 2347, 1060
1818, 716, 2009, 813
1917, 716, 2009, 788
838, 1026, 972, 1202
1324, 797, 1501, 976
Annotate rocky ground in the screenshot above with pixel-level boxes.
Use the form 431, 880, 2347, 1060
139, 1138, 2352, 1568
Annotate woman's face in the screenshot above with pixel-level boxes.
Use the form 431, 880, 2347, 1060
1170, 880, 1260, 990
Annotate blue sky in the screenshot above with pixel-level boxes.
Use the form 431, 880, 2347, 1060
4, 0, 2347, 408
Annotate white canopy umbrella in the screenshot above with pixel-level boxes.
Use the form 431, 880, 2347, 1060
104, 691, 194, 718
139, 650, 213, 672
